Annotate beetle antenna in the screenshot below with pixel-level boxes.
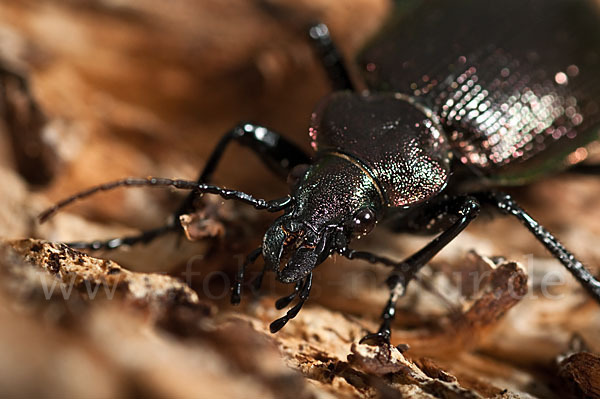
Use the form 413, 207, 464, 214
39, 177, 292, 223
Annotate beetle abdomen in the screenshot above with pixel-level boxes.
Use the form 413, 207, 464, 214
358, 0, 600, 184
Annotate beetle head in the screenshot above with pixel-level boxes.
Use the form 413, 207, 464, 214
263, 156, 383, 283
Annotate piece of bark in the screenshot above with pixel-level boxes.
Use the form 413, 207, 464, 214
2, 238, 207, 315
0, 236, 536, 399
349, 343, 481, 398
557, 352, 600, 399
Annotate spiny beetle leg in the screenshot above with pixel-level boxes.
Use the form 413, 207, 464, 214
176, 122, 311, 218
475, 191, 600, 303
343, 196, 481, 345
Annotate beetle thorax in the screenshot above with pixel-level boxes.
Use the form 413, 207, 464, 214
262, 154, 383, 283
310, 92, 452, 208
291, 154, 383, 231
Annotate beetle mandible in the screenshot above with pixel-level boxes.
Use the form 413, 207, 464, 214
40, 0, 600, 344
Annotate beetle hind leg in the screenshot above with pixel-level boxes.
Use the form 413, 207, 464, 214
475, 191, 600, 303
255, 1, 354, 91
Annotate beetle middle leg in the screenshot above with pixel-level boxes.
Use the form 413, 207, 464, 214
67, 123, 310, 250
256, 1, 354, 91
341, 196, 481, 345
307, 22, 355, 91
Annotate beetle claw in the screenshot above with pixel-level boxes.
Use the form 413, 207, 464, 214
230, 283, 242, 305
359, 331, 391, 346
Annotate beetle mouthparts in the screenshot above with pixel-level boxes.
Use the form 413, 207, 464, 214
278, 246, 319, 283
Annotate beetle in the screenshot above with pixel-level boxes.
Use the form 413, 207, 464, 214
40, 0, 600, 344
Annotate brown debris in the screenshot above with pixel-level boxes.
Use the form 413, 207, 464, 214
179, 196, 228, 241
350, 343, 480, 398
557, 352, 600, 398
4, 238, 202, 311
1, 235, 546, 398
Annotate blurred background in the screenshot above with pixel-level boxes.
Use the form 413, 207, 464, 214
0, 1, 599, 398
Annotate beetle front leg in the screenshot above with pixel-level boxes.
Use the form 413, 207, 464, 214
341, 196, 481, 345
69, 123, 310, 250
475, 191, 600, 303
176, 122, 310, 216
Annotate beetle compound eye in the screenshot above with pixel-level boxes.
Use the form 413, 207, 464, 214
350, 208, 376, 237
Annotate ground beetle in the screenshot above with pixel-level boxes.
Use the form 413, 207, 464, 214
40, 0, 600, 344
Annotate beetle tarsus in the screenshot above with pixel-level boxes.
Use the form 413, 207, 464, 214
359, 330, 391, 346
343, 196, 481, 342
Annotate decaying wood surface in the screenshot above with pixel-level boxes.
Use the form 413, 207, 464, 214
1, 1, 599, 398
